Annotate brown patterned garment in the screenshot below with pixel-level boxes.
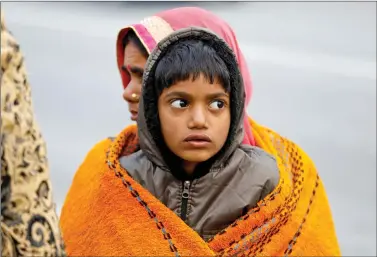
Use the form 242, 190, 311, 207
1, 11, 65, 256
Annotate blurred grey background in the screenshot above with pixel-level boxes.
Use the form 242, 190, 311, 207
2, 2, 376, 256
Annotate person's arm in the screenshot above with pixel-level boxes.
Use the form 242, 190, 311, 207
1, 11, 66, 256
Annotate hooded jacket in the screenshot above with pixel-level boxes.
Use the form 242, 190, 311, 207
60, 26, 341, 257
119, 27, 279, 241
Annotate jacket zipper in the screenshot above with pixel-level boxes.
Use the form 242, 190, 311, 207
180, 180, 191, 221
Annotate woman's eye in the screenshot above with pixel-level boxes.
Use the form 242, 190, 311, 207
209, 100, 225, 110
171, 99, 188, 108
131, 72, 143, 80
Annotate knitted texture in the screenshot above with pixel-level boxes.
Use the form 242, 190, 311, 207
60, 120, 341, 256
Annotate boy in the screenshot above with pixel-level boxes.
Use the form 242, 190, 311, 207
120, 28, 279, 241
60, 27, 340, 257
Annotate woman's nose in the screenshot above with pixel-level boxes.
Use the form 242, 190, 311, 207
123, 80, 141, 103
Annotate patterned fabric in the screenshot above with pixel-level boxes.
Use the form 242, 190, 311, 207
1, 11, 65, 257
60, 121, 341, 256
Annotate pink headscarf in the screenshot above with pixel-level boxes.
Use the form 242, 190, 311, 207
116, 7, 255, 146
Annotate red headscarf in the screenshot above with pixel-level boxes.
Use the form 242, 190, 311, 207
116, 7, 255, 146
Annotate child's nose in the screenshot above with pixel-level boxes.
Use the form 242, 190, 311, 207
188, 107, 207, 129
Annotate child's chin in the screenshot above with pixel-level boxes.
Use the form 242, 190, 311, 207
179, 151, 213, 163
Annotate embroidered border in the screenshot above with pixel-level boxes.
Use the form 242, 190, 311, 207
140, 16, 174, 44
210, 153, 284, 245
209, 175, 284, 243
106, 130, 180, 257
243, 137, 311, 256
105, 125, 314, 256
246, 138, 306, 255
229, 216, 278, 256
283, 173, 320, 256
214, 134, 306, 255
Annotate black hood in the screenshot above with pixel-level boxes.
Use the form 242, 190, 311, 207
137, 27, 246, 178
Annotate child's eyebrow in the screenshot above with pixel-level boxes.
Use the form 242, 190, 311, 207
206, 92, 229, 99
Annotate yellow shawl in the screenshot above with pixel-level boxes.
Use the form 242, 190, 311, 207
60, 119, 341, 256
1, 11, 65, 256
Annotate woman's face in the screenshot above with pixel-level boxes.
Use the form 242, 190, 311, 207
122, 40, 148, 121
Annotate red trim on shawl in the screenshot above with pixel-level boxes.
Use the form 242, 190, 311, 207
116, 24, 157, 90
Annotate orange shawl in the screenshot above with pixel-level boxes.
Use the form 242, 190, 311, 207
60, 119, 341, 256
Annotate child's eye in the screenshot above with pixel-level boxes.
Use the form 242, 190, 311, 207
171, 99, 188, 108
209, 100, 225, 110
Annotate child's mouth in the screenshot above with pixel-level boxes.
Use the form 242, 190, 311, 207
184, 134, 211, 148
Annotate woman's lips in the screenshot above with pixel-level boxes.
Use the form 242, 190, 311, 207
130, 111, 138, 121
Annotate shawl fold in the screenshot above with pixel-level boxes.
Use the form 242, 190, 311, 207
60, 119, 341, 256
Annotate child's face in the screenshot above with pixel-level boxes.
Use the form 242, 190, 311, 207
158, 74, 231, 173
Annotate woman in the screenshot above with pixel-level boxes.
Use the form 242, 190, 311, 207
117, 7, 255, 146
60, 8, 341, 256
1, 11, 65, 257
